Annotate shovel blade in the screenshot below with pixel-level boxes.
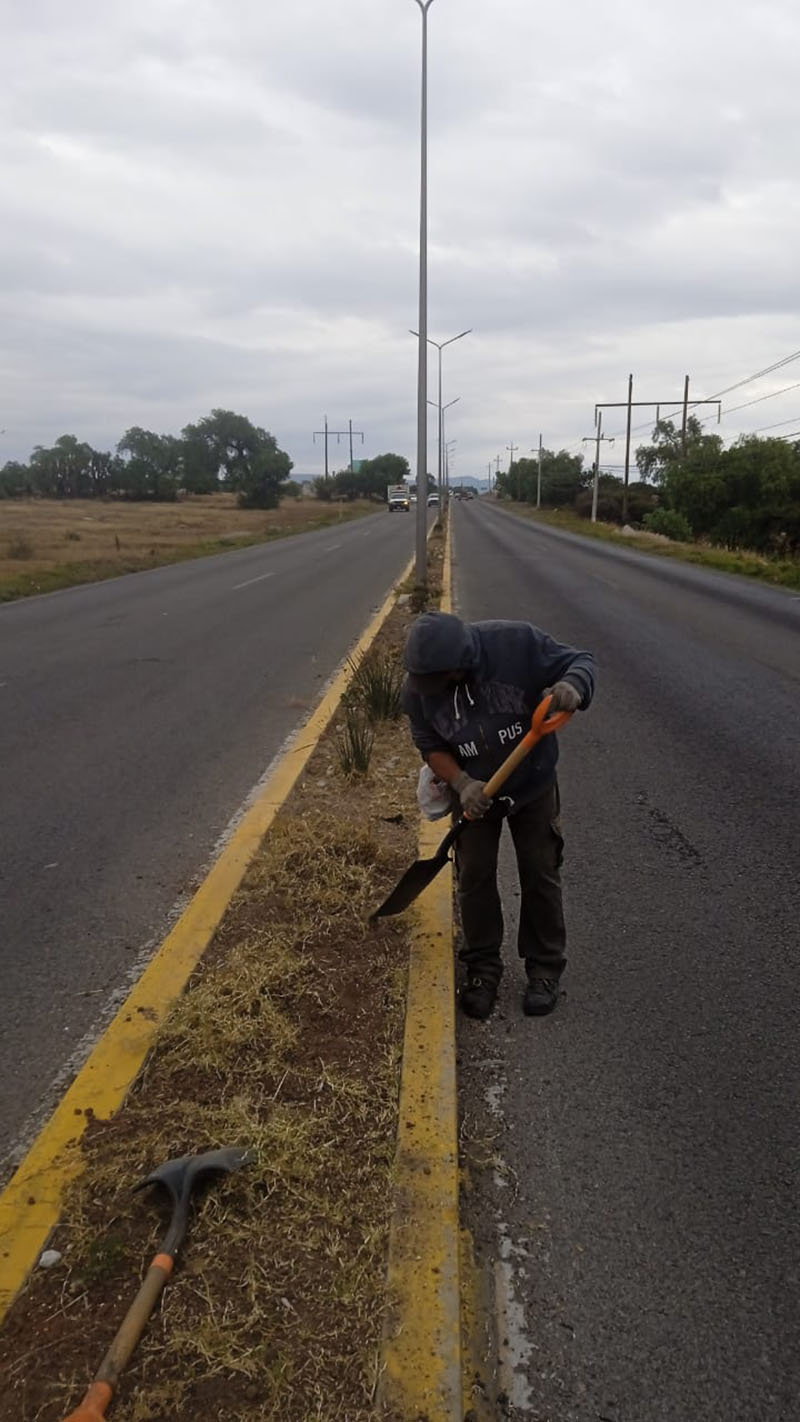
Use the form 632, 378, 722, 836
371, 852, 450, 919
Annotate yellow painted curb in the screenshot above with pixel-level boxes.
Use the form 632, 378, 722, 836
381, 512, 462, 1419
0, 554, 414, 1325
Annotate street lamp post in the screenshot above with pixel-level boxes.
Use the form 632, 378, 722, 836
427, 395, 459, 504
411, 327, 471, 508
409, 0, 436, 590
445, 439, 457, 497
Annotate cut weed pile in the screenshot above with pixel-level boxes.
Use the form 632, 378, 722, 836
0, 494, 375, 602
503, 504, 800, 590
0, 528, 445, 1421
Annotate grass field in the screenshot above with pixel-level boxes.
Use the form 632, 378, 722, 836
502, 504, 800, 591
0, 495, 375, 602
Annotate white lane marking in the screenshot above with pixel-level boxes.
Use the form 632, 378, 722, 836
232, 571, 275, 591
324, 542, 342, 552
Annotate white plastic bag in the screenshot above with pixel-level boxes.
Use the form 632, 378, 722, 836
417, 764, 453, 820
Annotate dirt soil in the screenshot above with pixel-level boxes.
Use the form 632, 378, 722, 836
0, 530, 445, 1422
0, 493, 374, 601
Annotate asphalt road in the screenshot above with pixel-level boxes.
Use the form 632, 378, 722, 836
453, 501, 800, 1422
0, 510, 418, 1172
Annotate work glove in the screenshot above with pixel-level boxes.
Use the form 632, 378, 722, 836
542, 680, 582, 713
454, 771, 491, 819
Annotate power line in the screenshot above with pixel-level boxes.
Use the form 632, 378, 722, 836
313, 417, 364, 476
707, 347, 800, 401
605, 345, 800, 444
749, 412, 800, 435
717, 378, 800, 418
560, 344, 800, 457
693, 378, 800, 430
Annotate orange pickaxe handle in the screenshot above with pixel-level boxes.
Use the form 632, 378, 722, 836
479, 694, 572, 804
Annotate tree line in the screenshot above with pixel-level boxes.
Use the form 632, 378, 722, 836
499, 423, 800, 556
310, 453, 411, 501
0, 410, 293, 508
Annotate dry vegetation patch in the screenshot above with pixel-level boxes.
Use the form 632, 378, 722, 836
0, 529, 447, 1421
505, 504, 800, 589
0, 495, 374, 602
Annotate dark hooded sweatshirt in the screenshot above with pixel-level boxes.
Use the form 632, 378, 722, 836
402, 613, 595, 811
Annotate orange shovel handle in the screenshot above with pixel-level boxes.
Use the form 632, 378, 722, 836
63, 1382, 113, 1422
479, 694, 572, 804
63, 1254, 174, 1421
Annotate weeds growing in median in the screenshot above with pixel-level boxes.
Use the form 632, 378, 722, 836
336, 706, 375, 777
345, 649, 405, 722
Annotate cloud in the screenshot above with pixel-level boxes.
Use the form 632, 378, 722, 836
1, 0, 800, 479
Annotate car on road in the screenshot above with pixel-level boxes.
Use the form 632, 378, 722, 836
427, 493, 439, 507
387, 484, 410, 512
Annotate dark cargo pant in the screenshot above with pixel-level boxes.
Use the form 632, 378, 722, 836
453, 781, 566, 986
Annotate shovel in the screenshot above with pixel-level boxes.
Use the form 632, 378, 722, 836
372, 695, 571, 919
64, 1146, 253, 1422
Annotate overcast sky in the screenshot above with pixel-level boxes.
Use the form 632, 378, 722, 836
2, 0, 800, 480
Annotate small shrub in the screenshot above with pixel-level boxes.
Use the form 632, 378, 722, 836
65, 530, 81, 542
336, 706, 375, 778
345, 649, 404, 722
643, 508, 692, 542
7, 535, 34, 560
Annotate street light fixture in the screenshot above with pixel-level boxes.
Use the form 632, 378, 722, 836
445, 437, 457, 496
408, 0, 436, 590
427, 396, 460, 504
411, 326, 471, 508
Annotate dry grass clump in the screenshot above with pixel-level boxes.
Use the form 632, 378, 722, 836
0, 814, 411, 1422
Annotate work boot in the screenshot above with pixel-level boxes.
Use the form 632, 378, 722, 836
460, 973, 499, 1021
523, 977, 560, 1017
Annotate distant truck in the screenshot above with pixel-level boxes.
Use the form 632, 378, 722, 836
387, 484, 410, 512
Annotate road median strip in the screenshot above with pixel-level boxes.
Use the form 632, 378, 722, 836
379, 516, 461, 1421
0, 521, 466, 1421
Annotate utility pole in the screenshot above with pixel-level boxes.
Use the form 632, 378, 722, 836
487, 460, 493, 493
595, 378, 722, 512
582, 412, 615, 523
507, 441, 519, 500
623, 373, 633, 523
681, 374, 691, 456
313, 419, 363, 479
537, 433, 543, 508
